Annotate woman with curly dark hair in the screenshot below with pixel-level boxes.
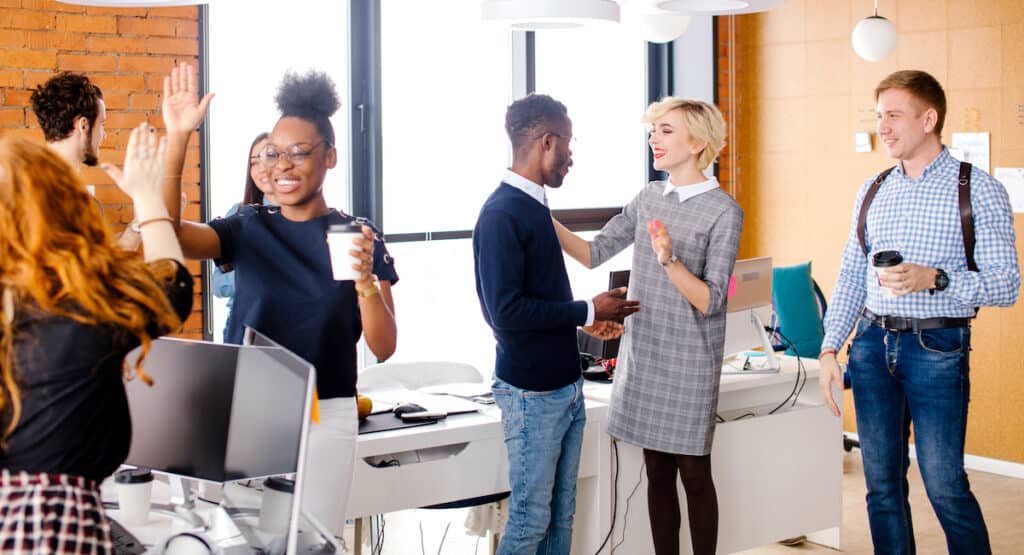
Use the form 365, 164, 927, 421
0, 123, 192, 553
159, 62, 397, 536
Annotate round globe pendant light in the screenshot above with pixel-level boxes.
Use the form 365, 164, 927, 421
851, 0, 897, 62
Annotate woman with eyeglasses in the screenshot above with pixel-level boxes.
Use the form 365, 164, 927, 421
552, 98, 743, 555
0, 124, 192, 552
159, 63, 397, 536
210, 132, 277, 340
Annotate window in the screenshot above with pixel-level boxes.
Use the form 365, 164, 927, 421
534, 26, 648, 211
206, 0, 350, 341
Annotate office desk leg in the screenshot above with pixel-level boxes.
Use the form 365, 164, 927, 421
354, 518, 362, 555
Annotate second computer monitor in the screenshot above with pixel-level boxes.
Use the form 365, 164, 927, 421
123, 337, 315, 483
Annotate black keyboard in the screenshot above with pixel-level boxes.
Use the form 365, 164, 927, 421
108, 518, 146, 555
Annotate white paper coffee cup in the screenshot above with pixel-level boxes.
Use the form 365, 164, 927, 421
114, 468, 153, 527
327, 223, 364, 281
872, 250, 903, 299
259, 477, 294, 535
874, 267, 897, 298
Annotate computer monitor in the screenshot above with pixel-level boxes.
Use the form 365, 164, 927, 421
124, 338, 314, 482
721, 256, 779, 374
122, 337, 318, 553
577, 269, 630, 361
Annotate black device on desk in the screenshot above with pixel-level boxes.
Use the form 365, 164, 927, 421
109, 518, 145, 555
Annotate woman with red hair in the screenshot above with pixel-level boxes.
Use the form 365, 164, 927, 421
0, 124, 193, 553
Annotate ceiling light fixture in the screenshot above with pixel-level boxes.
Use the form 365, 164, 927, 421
56, 0, 207, 6
851, 0, 897, 62
656, 0, 784, 15
481, 0, 619, 30
621, 0, 693, 43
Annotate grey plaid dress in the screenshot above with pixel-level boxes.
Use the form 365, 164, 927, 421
591, 181, 743, 455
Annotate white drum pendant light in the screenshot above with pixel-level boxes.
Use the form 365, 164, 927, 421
57, 0, 206, 6
481, 0, 620, 30
851, 0, 897, 62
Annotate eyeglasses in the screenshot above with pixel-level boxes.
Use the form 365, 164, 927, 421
258, 141, 326, 166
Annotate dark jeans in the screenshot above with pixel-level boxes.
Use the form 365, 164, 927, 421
847, 317, 990, 555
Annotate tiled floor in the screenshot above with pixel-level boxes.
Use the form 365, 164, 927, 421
346, 450, 1024, 554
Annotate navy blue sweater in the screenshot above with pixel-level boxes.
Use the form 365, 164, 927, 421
473, 183, 588, 391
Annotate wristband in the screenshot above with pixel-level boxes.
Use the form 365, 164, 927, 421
137, 217, 174, 229
356, 275, 380, 299
818, 348, 837, 360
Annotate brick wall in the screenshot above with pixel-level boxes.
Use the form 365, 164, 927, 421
0, 0, 203, 338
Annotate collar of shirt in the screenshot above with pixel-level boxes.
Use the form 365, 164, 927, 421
503, 169, 548, 207
893, 146, 954, 180
662, 176, 719, 202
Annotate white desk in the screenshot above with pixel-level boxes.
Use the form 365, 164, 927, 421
583, 355, 842, 554
347, 401, 611, 555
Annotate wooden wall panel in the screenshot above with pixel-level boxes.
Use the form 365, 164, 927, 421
720, 0, 1024, 462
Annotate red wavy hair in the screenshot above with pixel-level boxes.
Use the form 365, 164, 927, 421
0, 135, 182, 444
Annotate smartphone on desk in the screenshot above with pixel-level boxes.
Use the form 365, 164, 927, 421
399, 410, 447, 422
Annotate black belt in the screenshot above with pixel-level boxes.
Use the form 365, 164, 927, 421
862, 309, 971, 332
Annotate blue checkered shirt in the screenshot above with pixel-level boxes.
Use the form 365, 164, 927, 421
822, 148, 1020, 351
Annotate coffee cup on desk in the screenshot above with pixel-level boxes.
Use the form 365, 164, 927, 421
326, 223, 364, 281
872, 250, 903, 298
259, 477, 295, 535
114, 468, 154, 526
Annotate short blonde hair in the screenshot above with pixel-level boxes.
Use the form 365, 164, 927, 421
642, 97, 726, 170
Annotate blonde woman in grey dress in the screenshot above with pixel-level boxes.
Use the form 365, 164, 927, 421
553, 98, 742, 555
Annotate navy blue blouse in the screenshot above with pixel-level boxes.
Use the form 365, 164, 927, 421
209, 206, 398, 399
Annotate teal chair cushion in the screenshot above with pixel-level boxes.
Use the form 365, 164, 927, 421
772, 262, 824, 357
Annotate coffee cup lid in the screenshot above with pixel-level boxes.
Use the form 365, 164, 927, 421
264, 476, 295, 493
872, 250, 903, 267
115, 468, 153, 484
328, 223, 363, 233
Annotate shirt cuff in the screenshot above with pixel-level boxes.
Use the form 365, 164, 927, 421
585, 300, 595, 327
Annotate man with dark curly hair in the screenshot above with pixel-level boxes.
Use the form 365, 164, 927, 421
30, 72, 107, 171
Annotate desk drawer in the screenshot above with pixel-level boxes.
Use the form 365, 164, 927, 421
347, 436, 509, 517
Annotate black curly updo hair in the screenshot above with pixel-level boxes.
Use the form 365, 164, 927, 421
274, 70, 340, 147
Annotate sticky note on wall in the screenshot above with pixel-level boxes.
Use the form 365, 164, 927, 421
728, 275, 737, 298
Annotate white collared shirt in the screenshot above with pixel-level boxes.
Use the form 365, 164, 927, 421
503, 169, 548, 207
663, 176, 720, 203
502, 169, 594, 326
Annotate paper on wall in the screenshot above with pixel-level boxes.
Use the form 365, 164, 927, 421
994, 168, 1024, 213
951, 132, 990, 173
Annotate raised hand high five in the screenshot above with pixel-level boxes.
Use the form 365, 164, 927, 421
162, 61, 214, 136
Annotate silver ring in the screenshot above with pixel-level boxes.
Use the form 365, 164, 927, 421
138, 151, 148, 160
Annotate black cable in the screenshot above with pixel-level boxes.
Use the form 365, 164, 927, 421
766, 328, 805, 415
593, 439, 620, 555
611, 460, 646, 553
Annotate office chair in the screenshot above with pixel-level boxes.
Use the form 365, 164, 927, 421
356, 361, 508, 554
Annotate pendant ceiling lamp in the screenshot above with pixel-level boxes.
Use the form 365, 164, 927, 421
656, 0, 785, 15
621, 0, 692, 44
481, 0, 620, 30
851, 0, 897, 62
56, 0, 207, 6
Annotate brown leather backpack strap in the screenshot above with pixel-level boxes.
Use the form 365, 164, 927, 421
857, 167, 896, 256
958, 162, 977, 272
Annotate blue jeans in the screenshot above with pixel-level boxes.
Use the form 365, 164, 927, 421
847, 317, 990, 555
492, 376, 586, 555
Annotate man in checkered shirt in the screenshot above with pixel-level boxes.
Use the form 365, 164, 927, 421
819, 70, 1019, 555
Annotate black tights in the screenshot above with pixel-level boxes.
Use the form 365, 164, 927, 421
643, 449, 718, 555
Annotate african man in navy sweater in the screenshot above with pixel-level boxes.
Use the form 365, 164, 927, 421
474, 94, 640, 555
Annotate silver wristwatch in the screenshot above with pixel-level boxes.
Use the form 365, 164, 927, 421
660, 254, 678, 267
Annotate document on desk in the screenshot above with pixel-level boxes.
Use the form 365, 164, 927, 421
418, 381, 492, 399
372, 389, 482, 415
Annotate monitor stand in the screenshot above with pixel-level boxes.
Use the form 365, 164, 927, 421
168, 476, 206, 528
721, 310, 780, 375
